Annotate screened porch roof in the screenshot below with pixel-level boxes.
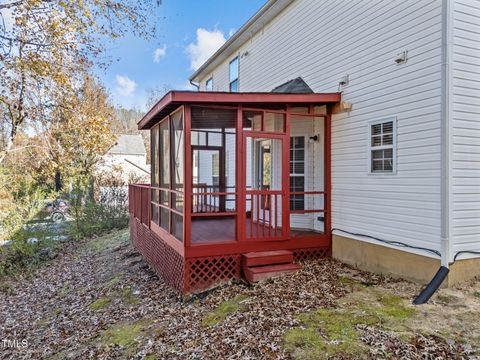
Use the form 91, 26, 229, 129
137, 91, 341, 130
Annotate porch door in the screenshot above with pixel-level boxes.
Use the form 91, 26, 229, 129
243, 132, 289, 241
191, 146, 225, 213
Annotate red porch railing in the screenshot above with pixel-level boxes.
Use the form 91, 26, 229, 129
289, 191, 326, 215
130, 184, 328, 241
245, 189, 284, 240
129, 184, 151, 228
192, 185, 237, 215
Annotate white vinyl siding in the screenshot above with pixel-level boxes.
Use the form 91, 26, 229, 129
451, 0, 480, 258
197, 0, 444, 256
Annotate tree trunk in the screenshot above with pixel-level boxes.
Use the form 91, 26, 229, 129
55, 170, 62, 192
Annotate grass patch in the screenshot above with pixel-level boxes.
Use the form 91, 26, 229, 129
284, 289, 416, 359
121, 287, 140, 305
99, 318, 163, 356
107, 274, 123, 288
85, 229, 129, 253
202, 294, 249, 327
89, 286, 139, 311
100, 320, 145, 347
89, 297, 111, 310
436, 293, 460, 305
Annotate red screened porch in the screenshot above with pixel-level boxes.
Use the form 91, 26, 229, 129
129, 91, 341, 293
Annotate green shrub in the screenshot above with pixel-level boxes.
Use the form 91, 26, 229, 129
0, 226, 58, 277
69, 200, 129, 239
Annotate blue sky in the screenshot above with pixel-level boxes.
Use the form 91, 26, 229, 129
97, 0, 266, 111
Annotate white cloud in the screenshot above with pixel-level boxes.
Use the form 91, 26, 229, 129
115, 75, 137, 97
153, 45, 167, 63
228, 28, 236, 38
186, 28, 226, 71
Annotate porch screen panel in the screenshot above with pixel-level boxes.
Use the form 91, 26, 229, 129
171, 110, 184, 241
151, 125, 159, 224
190, 107, 237, 244
159, 120, 170, 232
289, 115, 326, 235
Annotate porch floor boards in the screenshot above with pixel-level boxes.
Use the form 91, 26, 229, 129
191, 217, 322, 244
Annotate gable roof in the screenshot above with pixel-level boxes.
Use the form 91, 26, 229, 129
108, 134, 146, 156
189, 0, 293, 83
271, 77, 314, 93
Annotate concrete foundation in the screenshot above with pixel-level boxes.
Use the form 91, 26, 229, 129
332, 234, 480, 287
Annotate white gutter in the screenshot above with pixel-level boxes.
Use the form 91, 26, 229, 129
440, 0, 454, 267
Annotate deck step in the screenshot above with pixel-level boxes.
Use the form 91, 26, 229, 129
242, 250, 293, 267
244, 263, 301, 283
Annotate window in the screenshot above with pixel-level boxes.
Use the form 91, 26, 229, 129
229, 57, 239, 92
206, 77, 213, 91
290, 136, 305, 210
369, 118, 396, 174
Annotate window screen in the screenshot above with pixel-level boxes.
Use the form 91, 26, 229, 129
370, 120, 395, 173
290, 136, 305, 210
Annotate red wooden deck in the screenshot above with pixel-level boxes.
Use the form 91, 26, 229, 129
191, 217, 323, 244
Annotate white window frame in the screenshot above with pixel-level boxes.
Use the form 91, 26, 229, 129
367, 117, 397, 175
290, 135, 307, 211
229, 56, 239, 92
205, 77, 213, 91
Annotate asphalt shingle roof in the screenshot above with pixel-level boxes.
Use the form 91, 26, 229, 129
271, 77, 314, 93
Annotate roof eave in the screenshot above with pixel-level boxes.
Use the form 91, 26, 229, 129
137, 91, 341, 130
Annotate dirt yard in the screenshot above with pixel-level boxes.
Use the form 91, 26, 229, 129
0, 229, 478, 359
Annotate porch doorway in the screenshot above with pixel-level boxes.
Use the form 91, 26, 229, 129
244, 132, 287, 241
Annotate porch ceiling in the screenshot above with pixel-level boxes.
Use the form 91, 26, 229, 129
137, 91, 341, 130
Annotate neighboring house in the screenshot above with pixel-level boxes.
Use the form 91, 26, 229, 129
129, 0, 480, 293
102, 134, 150, 182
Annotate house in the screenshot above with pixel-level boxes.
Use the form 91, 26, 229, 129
129, 0, 480, 293
102, 134, 149, 182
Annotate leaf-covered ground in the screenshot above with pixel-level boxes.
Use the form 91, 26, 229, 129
0, 229, 479, 359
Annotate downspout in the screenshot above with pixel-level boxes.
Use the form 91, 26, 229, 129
414, 0, 454, 304
440, 0, 453, 269
189, 80, 200, 91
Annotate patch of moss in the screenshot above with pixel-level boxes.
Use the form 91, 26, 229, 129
202, 294, 249, 327
374, 293, 416, 320
474, 291, 480, 299
100, 320, 145, 347
144, 355, 156, 360
284, 290, 416, 359
107, 274, 123, 288
89, 297, 111, 310
121, 287, 140, 305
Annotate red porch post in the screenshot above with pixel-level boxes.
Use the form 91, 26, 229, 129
283, 105, 292, 238
184, 105, 192, 247
236, 105, 245, 242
